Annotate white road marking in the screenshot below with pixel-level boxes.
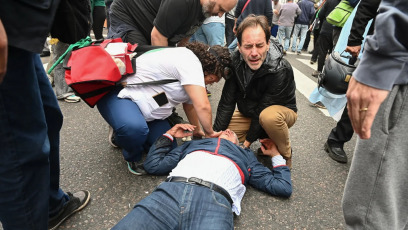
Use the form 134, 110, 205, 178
292, 66, 331, 117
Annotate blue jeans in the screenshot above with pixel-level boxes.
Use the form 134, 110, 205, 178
227, 38, 238, 52
277, 26, 293, 51
291, 24, 309, 52
112, 182, 234, 230
190, 22, 225, 46
271, 24, 279, 38
0, 47, 68, 229
97, 88, 173, 162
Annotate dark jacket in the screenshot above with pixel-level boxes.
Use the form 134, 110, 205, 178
347, 0, 380, 46
235, 0, 273, 27
0, 0, 61, 53
144, 135, 292, 197
318, 0, 340, 35
295, 0, 316, 25
214, 38, 297, 143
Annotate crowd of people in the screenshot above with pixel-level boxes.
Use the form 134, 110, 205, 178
1, 0, 407, 229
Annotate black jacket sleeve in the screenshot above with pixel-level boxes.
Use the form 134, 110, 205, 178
347, 0, 381, 46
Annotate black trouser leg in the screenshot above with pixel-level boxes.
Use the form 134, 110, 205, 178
317, 33, 333, 72
225, 17, 235, 46
92, 6, 106, 40
328, 105, 354, 147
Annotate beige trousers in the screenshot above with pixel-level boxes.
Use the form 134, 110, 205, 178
227, 105, 297, 159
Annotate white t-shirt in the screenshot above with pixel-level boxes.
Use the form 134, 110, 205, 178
118, 48, 205, 121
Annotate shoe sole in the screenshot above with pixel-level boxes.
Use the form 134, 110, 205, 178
324, 142, 347, 163
127, 162, 145, 176
49, 191, 91, 230
108, 126, 119, 148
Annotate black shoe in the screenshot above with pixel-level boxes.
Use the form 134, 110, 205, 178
167, 110, 187, 127
312, 70, 320, 77
40, 50, 51, 57
48, 190, 91, 230
127, 161, 147, 175
324, 141, 348, 163
108, 126, 119, 148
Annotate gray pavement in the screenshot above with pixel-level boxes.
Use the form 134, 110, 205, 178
44, 49, 356, 229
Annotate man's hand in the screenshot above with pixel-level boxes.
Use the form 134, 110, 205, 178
243, 140, 252, 148
346, 77, 389, 139
345, 45, 361, 57
193, 129, 205, 138
166, 124, 196, 138
259, 139, 280, 157
0, 20, 8, 84
205, 131, 222, 138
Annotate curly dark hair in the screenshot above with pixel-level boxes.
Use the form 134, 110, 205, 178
185, 42, 232, 79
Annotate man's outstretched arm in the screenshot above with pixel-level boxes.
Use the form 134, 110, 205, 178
247, 139, 292, 197
143, 124, 196, 175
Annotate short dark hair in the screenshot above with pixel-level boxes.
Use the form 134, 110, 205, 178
236, 15, 271, 45
185, 42, 232, 79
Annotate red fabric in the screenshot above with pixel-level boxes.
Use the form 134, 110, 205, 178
64, 38, 138, 108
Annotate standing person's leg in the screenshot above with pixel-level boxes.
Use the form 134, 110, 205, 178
316, 33, 331, 73
271, 24, 279, 38
284, 26, 293, 52
302, 29, 311, 51
259, 105, 297, 168
291, 24, 301, 52
297, 25, 309, 53
203, 22, 225, 46
53, 41, 79, 102
325, 106, 353, 163
92, 5, 107, 41
0, 47, 53, 230
342, 85, 408, 229
105, 1, 113, 32
277, 26, 286, 46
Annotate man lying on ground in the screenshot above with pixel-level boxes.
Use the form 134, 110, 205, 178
112, 124, 292, 230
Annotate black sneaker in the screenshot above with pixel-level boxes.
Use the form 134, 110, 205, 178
206, 88, 212, 97
127, 162, 147, 175
108, 126, 119, 148
166, 109, 187, 127
48, 190, 91, 230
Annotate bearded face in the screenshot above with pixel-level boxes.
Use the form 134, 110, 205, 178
202, 0, 216, 18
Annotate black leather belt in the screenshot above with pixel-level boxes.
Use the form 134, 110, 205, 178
165, 176, 233, 206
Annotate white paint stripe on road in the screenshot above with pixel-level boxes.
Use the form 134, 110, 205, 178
43, 63, 48, 71
292, 66, 331, 117
297, 58, 316, 70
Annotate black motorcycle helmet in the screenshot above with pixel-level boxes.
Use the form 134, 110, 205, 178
318, 51, 357, 95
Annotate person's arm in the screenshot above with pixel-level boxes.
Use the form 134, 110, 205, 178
213, 77, 238, 132
247, 139, 292, 197
183, 103, 205, 137
143, 124, 196, 174
345, 0, 381, 57
183, 85, 220, 138
296, 5, 302, 16
346, 0, 408, 139
151, 26, 168, 46
0, 19, 8, 84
